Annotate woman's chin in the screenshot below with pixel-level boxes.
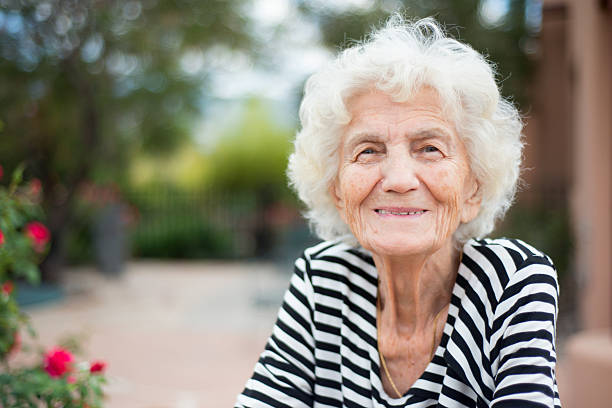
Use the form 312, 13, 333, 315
360, 235, 439, 258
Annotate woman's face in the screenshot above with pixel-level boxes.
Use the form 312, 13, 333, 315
332, 88, 481, 257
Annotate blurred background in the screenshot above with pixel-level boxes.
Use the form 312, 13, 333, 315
0, 0, 610, 406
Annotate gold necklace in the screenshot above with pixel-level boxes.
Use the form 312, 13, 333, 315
376, 294, 447, 399
376, 249, 461, 398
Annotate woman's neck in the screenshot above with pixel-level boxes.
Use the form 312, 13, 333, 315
373, 241, 460, 336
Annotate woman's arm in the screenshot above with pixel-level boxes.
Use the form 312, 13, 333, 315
490, 256, 561, 408
235, 255, 316, 408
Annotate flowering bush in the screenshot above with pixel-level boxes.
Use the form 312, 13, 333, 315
0, 165, 106, 407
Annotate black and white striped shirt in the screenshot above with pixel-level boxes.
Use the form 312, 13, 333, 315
236, 238, 561, 407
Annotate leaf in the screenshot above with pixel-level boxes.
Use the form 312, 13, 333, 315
9, 164, 25, 195
13, 261, 41, 285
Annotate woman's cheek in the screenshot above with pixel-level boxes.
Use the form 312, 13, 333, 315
428, 166, 464, 241
434, 192, 461, 244
339, 168, 374, 246
427, 167, 452, 194
345, 189, 368, 237
427, 164, 465, 203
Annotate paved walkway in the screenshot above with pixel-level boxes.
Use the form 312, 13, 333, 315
24, 261, 290, 408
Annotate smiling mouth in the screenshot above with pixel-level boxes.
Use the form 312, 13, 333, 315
375, 209, 427, 215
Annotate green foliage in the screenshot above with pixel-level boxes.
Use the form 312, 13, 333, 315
0, 0, 258, 276
0, 366, 106, 408
297, 0, 535, 108
127, 187, 238, 259
131, 217, 233, 259
0, 0, 255, 177
207, 99, 294, 197
128, 143, 210, 191
0, 165, 46, 286
126, 99, 301, 260
0, 167, 107, 406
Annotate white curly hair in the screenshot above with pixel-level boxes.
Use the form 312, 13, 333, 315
287, 15, 523, 246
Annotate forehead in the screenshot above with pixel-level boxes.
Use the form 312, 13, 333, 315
343, 87, 457, 140
349, 86, 442, 110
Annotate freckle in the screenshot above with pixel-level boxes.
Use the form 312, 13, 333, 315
437, 169, 450, 179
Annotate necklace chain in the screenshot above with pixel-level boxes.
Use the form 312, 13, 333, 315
375, 250, 462, 398
376, 302, 445, 398
378, 336, 403, 398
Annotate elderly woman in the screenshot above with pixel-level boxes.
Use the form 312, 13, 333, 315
236, 16, 560, 408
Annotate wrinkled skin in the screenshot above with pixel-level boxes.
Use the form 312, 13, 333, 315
332, 88, 480, 258
331, 88, 482, 396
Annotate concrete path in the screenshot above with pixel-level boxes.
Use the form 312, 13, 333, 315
23, 261, 291, 408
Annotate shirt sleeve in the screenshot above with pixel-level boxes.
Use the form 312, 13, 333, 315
490, 256, 561, 408
235, 255, 316, 408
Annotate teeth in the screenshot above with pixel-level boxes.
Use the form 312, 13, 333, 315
377, 209, 424, 215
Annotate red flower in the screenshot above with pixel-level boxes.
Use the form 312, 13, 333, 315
67, 375, 76, 384
0, 229, 4, 246
90, 360, 106, 374
0, 164, 3, 180
43, 347, 73, 378
25, 221, 50, 252
2, 281, 13, 296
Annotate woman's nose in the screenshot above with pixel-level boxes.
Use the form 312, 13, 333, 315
380, 151, 420, 193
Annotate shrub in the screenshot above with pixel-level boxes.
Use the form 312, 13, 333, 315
0, 165, 107, 407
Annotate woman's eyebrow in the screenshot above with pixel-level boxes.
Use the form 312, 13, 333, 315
407, 127, 453, 140
343, 131, 384, 146
343, 127, 454, 147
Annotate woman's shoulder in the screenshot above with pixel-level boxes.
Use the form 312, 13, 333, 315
302, 239, 373, 263
299, 239, 377, 281
461, 237, 557, 295
464, 237, 554, 269
467, 237, 548, 256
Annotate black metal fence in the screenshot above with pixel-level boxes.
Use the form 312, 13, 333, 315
124, 188, 260, 259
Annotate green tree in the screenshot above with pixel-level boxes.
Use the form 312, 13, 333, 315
296, 0, 536, 107
207, 98, 293, 197
0, 0, 255, 280
207, 98, 294, 257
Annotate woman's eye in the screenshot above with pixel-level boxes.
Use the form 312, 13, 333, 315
416, 144, 444, 160
355, 147, 379, 162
